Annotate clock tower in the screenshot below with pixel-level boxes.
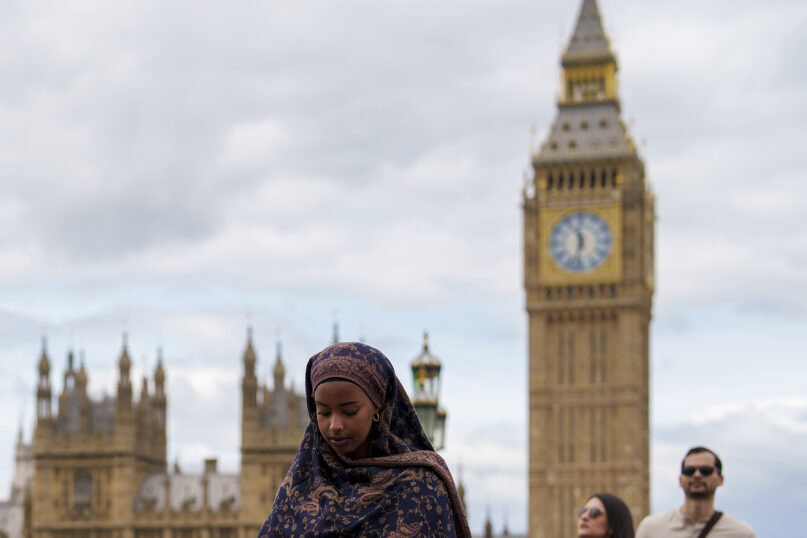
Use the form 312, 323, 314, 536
523, 1, 654, 536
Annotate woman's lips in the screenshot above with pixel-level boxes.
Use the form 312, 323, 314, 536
330, 438, 349, 447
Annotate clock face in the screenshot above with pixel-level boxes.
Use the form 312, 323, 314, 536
550, 212, 612, 272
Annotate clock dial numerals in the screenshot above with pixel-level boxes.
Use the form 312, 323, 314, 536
549, 212, 612, 273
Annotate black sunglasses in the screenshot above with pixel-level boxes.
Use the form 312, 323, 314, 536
577, 506, 604, 518
682, 465, 716, 477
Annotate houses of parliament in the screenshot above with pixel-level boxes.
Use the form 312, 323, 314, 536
0, 330, 310, 538
0, 1, 652, 537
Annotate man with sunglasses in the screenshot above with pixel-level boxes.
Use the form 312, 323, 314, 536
636, 446, 756, 537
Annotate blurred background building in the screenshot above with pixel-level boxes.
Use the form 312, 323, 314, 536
2, 331, 306, 538
523, 0, 653, 536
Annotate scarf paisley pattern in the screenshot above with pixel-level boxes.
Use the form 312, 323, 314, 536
257, 342, 471, 537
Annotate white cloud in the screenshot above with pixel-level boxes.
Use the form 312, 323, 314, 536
728, 191, 796, 218
220, 119, 291, 168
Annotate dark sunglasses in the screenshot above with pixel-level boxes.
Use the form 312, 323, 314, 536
682, 465, 716, 477
577, 506, 604, 518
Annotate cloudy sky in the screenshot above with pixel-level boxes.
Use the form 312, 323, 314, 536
1, 0, 805, 535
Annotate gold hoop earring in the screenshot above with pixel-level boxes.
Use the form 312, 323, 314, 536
373, 411, 380, 423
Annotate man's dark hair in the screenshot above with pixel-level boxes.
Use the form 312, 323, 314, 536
682, 446, 723, 476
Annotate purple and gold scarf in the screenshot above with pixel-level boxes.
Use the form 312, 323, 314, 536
258, 342, 471, 537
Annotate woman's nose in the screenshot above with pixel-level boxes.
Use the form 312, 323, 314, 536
330, 416, 343, 432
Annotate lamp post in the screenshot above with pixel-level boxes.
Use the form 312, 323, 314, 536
410, 332, 447, 450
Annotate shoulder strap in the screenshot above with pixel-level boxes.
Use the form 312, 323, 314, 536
697, 511, 723, 538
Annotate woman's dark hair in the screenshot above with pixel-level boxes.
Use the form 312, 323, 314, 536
589, 492, 634, 538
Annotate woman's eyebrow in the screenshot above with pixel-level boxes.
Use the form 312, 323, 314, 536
314, 400, 361, 407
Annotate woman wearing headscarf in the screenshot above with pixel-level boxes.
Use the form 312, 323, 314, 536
258, 342, 471, 537
577, 492, 635, 538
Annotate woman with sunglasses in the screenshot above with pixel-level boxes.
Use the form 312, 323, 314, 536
578, 492, 635, 538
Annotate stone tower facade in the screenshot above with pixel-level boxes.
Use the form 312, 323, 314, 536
24, 330, 307, 538
523, 1, 654, 536
31, 336, 167, 538
239, 331, 308, 527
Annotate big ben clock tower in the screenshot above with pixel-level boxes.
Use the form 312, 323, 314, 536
523, 1, 654, 536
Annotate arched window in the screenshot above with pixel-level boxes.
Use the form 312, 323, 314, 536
74, 470, 92, 507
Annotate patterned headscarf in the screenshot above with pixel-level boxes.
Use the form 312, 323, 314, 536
258, 342, 471, 537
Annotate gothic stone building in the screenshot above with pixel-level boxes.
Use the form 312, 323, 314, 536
21, 330, 305, 538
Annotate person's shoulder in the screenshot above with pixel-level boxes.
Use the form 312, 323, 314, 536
717, 512, 757, 537
636, 508, 679, 537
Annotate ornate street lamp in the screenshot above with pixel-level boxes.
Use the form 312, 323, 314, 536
410, 332, 447, 450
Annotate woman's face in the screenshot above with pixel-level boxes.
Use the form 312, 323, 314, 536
577, 496, 610, 538
314, 379, 377, 460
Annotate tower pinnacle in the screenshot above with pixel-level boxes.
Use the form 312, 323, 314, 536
563, 0, 614, 63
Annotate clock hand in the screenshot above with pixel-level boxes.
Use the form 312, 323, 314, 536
576, 229, 584, 253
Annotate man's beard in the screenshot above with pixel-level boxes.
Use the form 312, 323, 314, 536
685, 489, 713, 500
685, 483, 715, 500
